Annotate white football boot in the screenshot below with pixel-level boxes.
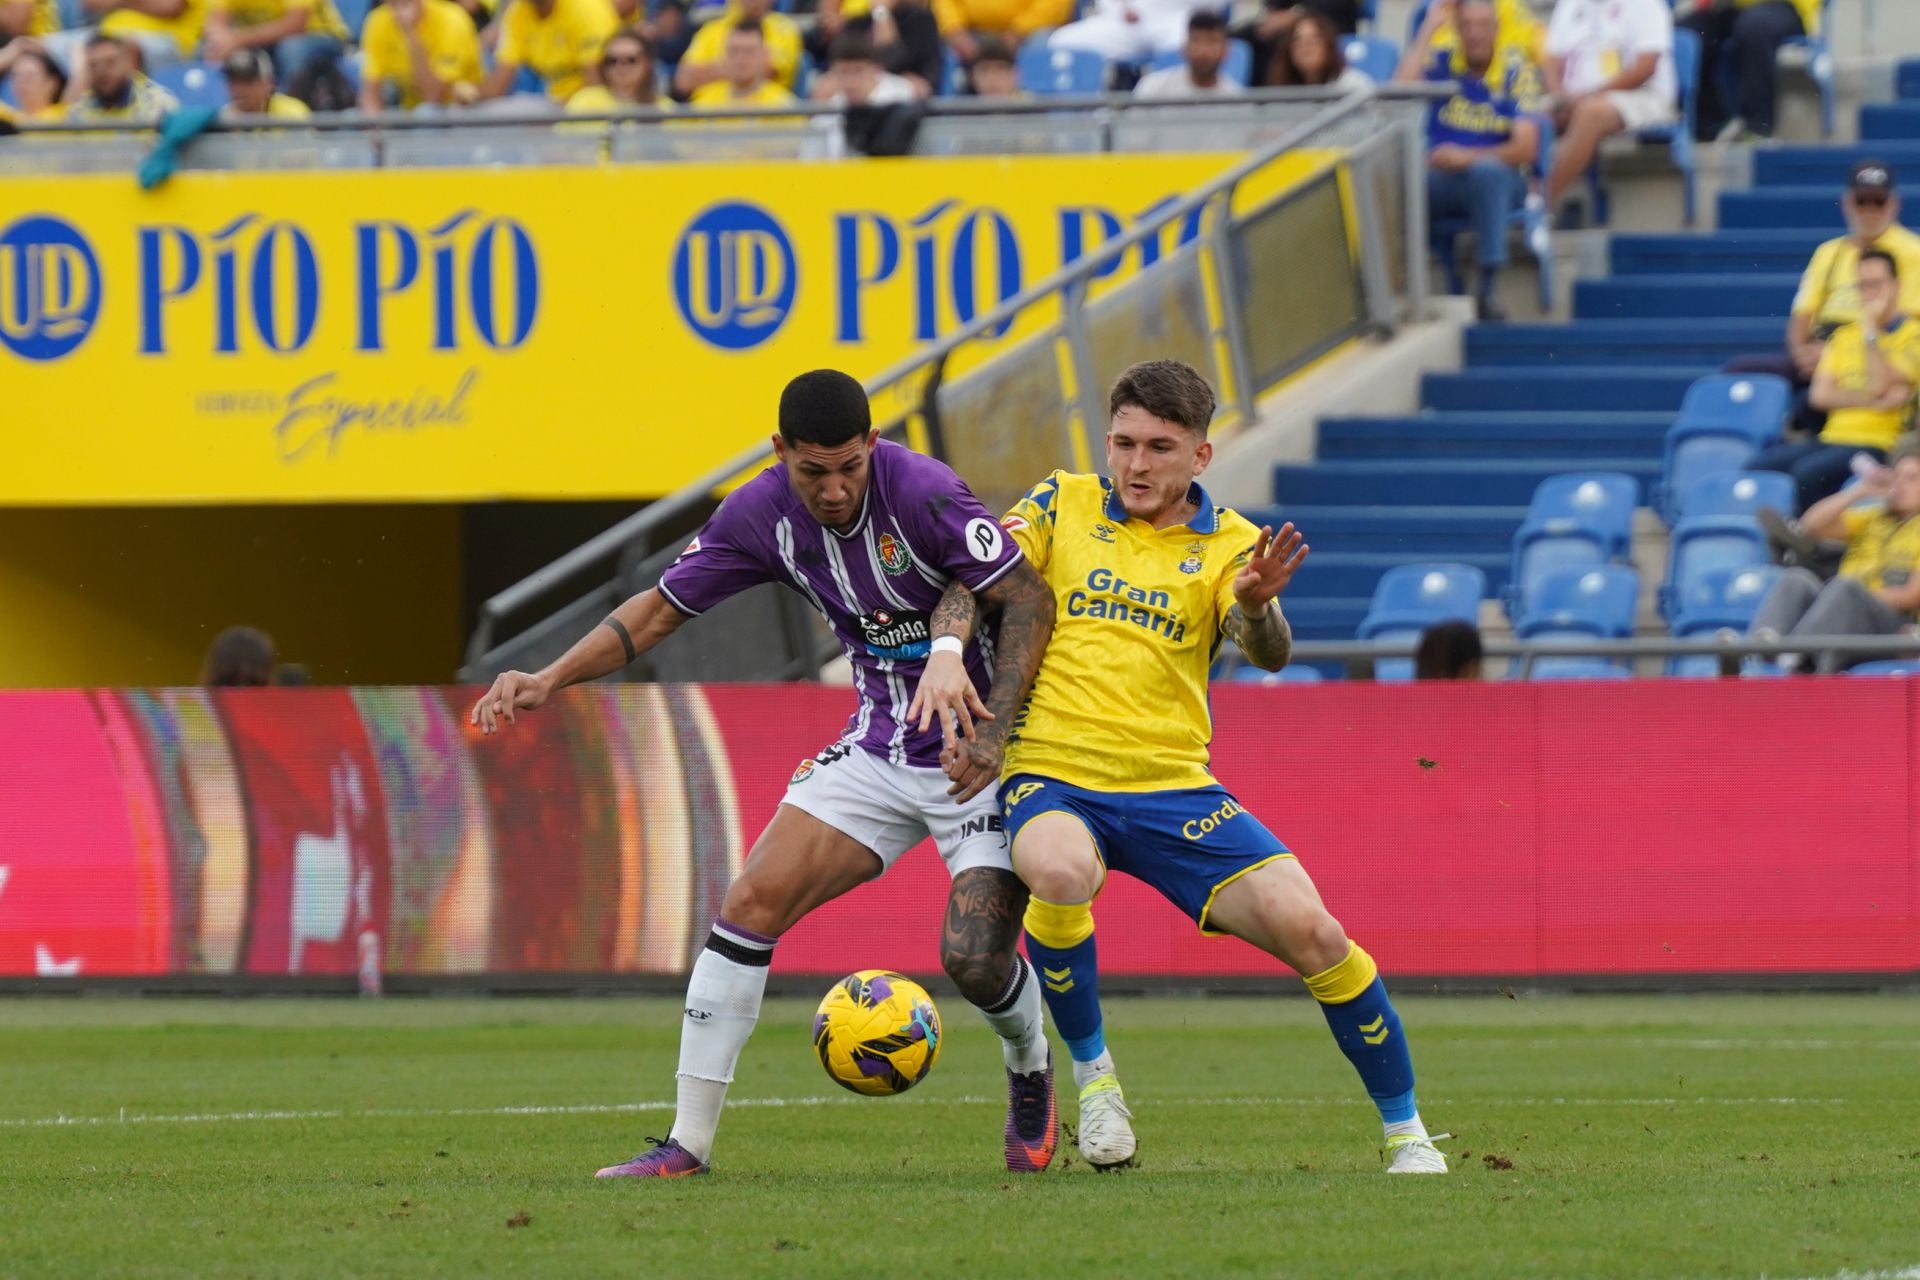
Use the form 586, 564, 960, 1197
1384, 1131, 1451, 1174
1075, 1075, 1137, 1169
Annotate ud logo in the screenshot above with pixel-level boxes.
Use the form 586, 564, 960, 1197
1090, 523, 1117, 543
1179, 542, 1205, 574
877, 532, 912, 576
0, 215, 101, 361
673, 201, 797, 350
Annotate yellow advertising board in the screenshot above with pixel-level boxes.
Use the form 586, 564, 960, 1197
1, 152, 1333, 505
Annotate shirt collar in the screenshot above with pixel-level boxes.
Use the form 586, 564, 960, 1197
1102, 478, 1219, 534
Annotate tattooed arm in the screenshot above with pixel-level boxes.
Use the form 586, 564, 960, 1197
1225, 522, 1310, 673
1222, 601, 1295, 673
944, 561, 1055, 802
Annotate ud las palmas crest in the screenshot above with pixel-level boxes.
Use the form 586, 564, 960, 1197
1179, 542, 1205, 574
877, 532, 913, 576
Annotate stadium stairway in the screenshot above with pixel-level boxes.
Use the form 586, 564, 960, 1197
1248, 59, 1920, 654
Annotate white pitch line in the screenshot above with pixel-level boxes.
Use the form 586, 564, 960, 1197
1762, 1269, 1920, 1280
0, 1093, 1880, 1130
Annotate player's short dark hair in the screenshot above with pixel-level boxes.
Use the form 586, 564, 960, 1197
1414, 621, 1483, 681
1861, 248, 1899, 279
828, 32, 879, 66
972, 35, 1015, 67
1109, 359, 1216, 435
84, 32, 128, 54
779, 369, 872, 447
1187, 10, 1227, 35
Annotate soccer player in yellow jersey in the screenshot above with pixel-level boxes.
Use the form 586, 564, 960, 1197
918, 360, 1447, 1174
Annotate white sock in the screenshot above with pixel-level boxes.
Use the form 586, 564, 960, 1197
972, 955, 1049, 1074
1071, 1050, 1117, 1091
670, 920, 774, 1163
1384, 1113, 1429, 1142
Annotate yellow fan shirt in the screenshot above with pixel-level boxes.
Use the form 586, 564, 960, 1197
1816, 316, 1920, 451
999, 471, 1263, 794
361, 0, 482, 108
497, 0, 618, 101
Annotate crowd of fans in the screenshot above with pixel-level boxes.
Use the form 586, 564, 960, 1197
0, 0, 1388, 124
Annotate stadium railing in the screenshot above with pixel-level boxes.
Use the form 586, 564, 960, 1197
456, 88, 1440, 684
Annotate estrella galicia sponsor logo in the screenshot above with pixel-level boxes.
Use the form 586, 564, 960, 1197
0, 215, 102, 361
1181, 797, 1247, 841
674, 201, 796, 350
856, 608, 931, 660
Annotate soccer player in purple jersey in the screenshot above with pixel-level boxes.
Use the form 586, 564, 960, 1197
471, 370, 1062, 1178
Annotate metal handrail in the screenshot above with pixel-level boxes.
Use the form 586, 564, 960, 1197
464, 87, 1412, 671
13, 84, 1446, 137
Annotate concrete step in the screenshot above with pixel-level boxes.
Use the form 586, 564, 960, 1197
1751, 142, 1920, 188
1466, 320, 1781, 366
1271, 458, 1662, 507
1284, 550, 1511, 601
1717, 186, 1846, 231
1573, 274, 1799, 320
1241, 504, 1527, 555
1421, 366, 1712, 412
1317, 412, 1670, 459
1858, 104, 1920, 143
1608, 230, 1826, 276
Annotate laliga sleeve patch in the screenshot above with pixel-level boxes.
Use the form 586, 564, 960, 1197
965, 517, 1004, 563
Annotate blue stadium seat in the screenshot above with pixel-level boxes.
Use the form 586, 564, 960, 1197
1665, 562, 1781, 676
1676, 470, 1797, 520
334, 0, 371, 39
1653, 374, 1791, 523
1507, 472, 1638, 620
1527, 658, 1633, 681
1020, 41, 1107, 95
1341, 35, 1398, 86
1357, 563, 1486, 682
1660, 518, 1771, 620
1847, 660, 1920, 676
150, 62, 229, 109
1147, 39, 1252, 86
1514, 566, 1640, 642
1774, 0, 1835, 137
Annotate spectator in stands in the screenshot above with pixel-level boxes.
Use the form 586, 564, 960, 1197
1134, 11, 1241, 98
0, 40, 68, 122
1414, 620, 1485, 680
1749, 250, 1920, 511
933, 0, 1067, 67
565, 26, 663, 111
1242, 1, 1357, 89
1265, 7, 1369, 91
50, 0, 204, 73
1048, 0, 1202, 68
1746, 443, 1920, 673
67, 32, 178, 120
1681, 0, 1818, 141
1, 0, 59, 43
1540, 0, 1674, 212
1727, 162, 1920, 438
1427, 0, 1544, 67
967, 32, 1018, 96
1397, 0, 1543, 322
483, 0, 617, 103
202, 626, 278, 687
218, 44, 309, 116
637, 0, 690, 65
359, 0, 482, 112
676, 0, 800, 96
687, 18, 796, 108
812, 31, 918, 104
200, 0, 346, 93
813, 0, 943, 93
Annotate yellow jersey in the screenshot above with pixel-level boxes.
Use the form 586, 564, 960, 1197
683, 6, 804, 90
688, 78, 796, 109
206, 0, 349, 40
1431, 0, 1546, 65
24, 0, 59, 35
1816, 317, 1920, 451
362, 0, 483, 107
1000, 471, 1262, 794
1791, 225, 1920, 331
102, 0, 206, 57
497, 0, 618, 101
1840, 506, 1920, 604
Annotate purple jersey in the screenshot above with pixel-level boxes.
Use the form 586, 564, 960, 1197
658, 439, 1023, 768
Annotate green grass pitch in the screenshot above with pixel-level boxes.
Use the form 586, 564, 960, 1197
5, 993, 1918, 1279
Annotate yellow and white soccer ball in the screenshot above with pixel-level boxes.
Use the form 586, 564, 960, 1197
811, 970, 943, 1097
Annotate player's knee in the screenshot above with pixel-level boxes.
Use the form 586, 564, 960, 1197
1297, 912, 1352, 976
1015, 847, 1101, 904
720, 874, 790, 938
941, 946, 1011, 1006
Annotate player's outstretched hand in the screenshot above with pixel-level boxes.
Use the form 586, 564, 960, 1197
907, 647, 993, 742
470, 670, 552, 735
1232, 523, 1309, 612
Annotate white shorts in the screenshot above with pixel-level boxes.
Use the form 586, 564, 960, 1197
1607, 85, 1678, 133
779, 741, 1011, 878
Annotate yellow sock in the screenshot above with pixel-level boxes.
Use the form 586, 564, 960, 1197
1303, 941, 1378, 1005
1023, 897, 1094, 948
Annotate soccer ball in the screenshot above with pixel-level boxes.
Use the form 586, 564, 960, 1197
812, 970, 942, 1096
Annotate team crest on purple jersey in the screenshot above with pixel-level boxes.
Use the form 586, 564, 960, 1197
876, 532, 913, 576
